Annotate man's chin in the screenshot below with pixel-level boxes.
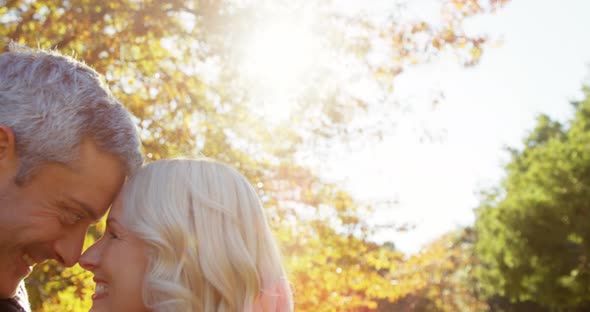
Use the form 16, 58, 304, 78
0, 279, 22, 299
0, 270, 29, 299
0, 254, 32, 299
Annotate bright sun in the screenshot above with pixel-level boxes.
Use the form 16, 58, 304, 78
238, 19, 319, 121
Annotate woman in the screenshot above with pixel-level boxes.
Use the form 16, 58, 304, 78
80, 159, 293, 312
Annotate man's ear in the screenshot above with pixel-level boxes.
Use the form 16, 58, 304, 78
0, 126, 17, 165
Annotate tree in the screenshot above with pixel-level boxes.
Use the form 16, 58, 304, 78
389, 228, 489, 312
474, 85, 590, 310
0, 0, 510, 310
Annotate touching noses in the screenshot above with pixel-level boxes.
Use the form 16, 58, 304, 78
79, 239, 102, 271
53, 225, 90, 267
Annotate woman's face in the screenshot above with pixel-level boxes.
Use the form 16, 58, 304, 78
80, 192, 148, 312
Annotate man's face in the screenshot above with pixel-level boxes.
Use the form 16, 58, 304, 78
0, 136, 125, 298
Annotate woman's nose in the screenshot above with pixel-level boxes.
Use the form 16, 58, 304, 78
79, 240, 101, 271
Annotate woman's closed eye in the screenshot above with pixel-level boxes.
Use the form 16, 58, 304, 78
105, 219, 128, 241
108, 230, 120, 240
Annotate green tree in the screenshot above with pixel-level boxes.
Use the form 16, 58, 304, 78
475, 86, 590, 310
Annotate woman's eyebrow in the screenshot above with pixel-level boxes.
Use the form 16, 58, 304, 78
106, 217, 119, 227
106, 217, 127, 231
105, 217, 130, 239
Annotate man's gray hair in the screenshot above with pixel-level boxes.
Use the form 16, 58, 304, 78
0, 43, 143, 184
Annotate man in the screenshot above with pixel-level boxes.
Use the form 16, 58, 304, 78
0, 44, 143, 311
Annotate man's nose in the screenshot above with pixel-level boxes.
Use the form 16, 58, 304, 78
53, 226, 87, 267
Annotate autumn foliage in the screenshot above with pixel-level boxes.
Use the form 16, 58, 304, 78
0, 0, 513, 311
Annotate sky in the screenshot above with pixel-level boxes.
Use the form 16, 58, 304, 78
319, 0, 590, 254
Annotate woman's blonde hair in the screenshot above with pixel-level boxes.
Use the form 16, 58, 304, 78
121, 159, 293, 312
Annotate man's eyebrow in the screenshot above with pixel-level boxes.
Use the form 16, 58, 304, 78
66, 197, 99, 221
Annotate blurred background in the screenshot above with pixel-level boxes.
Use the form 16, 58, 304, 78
2, 0, 590, 310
